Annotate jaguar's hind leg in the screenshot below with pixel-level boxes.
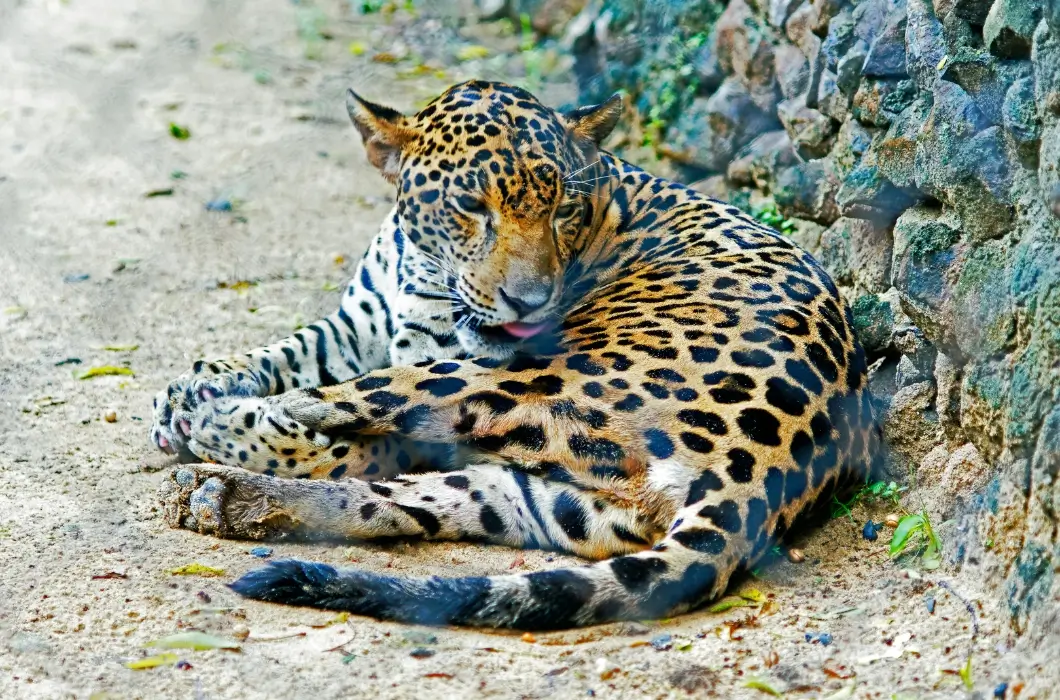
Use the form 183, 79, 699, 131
159, 462, 663, 558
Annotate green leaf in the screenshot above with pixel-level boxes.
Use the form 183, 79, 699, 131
744, 677, 783, 696
889, 514, 925, 556
146, 631, 241, 651
167, 562, 225, 577
102, 344, 139, 352
75, 366, 135, 380
169, 123, 191, 140
125, 652, 178, 669
707, 597, 756, 613
959, 656, 973, 690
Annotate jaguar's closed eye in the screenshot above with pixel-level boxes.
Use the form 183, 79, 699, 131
555, 202, 578, 219
455, 195, 487, 215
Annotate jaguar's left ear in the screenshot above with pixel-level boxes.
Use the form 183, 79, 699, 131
346, 88, 416, 182
563, 93, 624, 145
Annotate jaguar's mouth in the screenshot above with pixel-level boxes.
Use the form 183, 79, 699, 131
476, 321, 551, 344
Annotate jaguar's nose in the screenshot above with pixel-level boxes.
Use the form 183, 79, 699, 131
499, 280, 552, 317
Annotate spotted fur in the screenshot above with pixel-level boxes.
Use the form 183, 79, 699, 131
154, 80, 880, 630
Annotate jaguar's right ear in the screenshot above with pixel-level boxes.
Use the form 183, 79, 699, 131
346, 89, 415, 182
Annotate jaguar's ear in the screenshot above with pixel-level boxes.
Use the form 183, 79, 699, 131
564, 93, 624, 145
346, 88, 414, 182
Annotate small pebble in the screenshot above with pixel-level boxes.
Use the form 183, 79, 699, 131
804, 631, 833, 646
994, 682, 1008, 698
884, 513, 900, 528
104, 410, 118, 423
250, 546, 274, 558
862, 520, 880, 541
196, 590, 211, 603
63, 273, 90, 284
787, 547, 805, 563
650, 633, 673, 651
521, 632, 536, 643
617, 622, 650, 636
175, 660, 193, 670
232, 625, 250, 641
409, 647, 435, 659
205, 198, 233, 212
402, 630, 438, 645
925, 596, 936, 614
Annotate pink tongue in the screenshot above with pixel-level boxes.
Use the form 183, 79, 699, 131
502, 321, 549, 339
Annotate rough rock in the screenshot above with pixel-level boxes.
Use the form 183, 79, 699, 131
883, 380, 940, 467
940, 49, 1034, 125
777, 98, 838, 158
837, 162, 918, 222
862, 9, 909, 78
876, 95, 931, 188
774, 159, 843, 224
933, 350, 963, 444
906, 0, 948, 90
934, 0, 993, 25
669, 78, 781, 173
983, 0, 1043, 59
914, 82, 1015, 240
1003, 75, 1042, 148
852, 77, 917, 126
851, 290, 899, 355
774, 42, 811, 100
726, 130, 799, 188
890, 206, 966, 350
820, 216, 894, 291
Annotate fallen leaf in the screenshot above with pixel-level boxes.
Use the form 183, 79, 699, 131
509, 554, 526, 570
456, 45, 490, 61
147, 632, 241, 651
91, 571, 128, 580
822, 659, 855, 679
167, 563, 225, 577
744, 677, 783, 696
372, 52, 399, 63
125, 652, 178, 670
424, 673, 453, 679
169, 123, 191, 140
101, 345, 139, 352
311, 612, 350, 628
75, 366, 135, 380
707, 597, 757, 614
217, 280, 256, 291
738, 588, 765, 603
600, 667, 621, 681
629, 640, 651, 648
144, 188, 174, 198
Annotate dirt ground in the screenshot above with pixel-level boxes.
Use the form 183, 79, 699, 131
0, 1, 1027, 697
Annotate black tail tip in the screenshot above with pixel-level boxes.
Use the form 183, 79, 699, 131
228, 559, 339, 605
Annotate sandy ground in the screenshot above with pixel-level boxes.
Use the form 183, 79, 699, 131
0, 1, 1027, 697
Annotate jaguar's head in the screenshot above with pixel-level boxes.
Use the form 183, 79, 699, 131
346, 80, 622, 357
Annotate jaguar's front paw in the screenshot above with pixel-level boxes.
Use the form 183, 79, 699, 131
186, 394, 334, 475
150, 362, 263, 457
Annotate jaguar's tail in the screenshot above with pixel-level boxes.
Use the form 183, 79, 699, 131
229, 545, 730, 630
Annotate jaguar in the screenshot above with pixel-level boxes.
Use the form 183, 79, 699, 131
154, 80, 880, 630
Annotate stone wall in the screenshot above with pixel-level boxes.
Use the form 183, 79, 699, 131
558, 0, 1060, 644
